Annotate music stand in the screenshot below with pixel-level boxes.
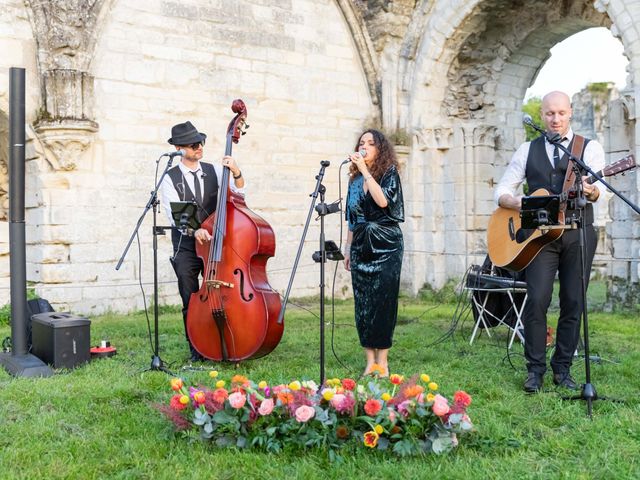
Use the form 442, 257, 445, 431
170, 201, 199, 232
520, 194, 560, 229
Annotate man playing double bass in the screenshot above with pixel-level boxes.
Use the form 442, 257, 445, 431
494, 91, 604, 393
160, 121, 245, 361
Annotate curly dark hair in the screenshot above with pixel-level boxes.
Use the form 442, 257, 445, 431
348, 129, 399, 182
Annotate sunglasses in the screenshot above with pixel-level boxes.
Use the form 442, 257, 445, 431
183, 142, 204, 150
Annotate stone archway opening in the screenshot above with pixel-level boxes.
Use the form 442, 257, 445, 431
402, 0, 629, 292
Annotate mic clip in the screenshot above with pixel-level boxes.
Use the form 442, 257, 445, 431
315, 199, 342, 217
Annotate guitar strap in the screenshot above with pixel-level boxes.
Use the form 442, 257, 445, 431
559, 134, 586, 212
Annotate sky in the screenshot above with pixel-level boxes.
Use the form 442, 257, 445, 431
525, 27, 629, 100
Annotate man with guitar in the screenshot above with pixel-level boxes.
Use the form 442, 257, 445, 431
494, 91, 604, 393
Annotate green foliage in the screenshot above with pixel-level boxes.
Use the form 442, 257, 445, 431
384, 128, 410, 146
416, 280, 459, 304
0, 291, 639, 478
0, 287, 39, 326
587, 82, 611, 95
522, 97, 542, 141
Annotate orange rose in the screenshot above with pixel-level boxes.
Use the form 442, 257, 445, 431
364, 399, 382, 416
341, 378, 356, 390
454, 390, 472, 408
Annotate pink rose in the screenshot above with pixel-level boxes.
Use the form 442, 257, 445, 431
228, 391, 247, 409
330, 393, 346, 410
258, 398, 274, 416
294, 405, 315, 423
387, 408, 397, 424
432, 394, 450, 417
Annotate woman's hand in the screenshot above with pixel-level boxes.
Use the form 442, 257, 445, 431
348, 151, 368, 175
343, 250, 351, 271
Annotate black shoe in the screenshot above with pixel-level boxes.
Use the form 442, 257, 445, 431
523, 372, 544, 393
189, 351, 205, 362
553, 372, 578, 390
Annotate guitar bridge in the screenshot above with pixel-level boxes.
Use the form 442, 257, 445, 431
206, 280, 235, 289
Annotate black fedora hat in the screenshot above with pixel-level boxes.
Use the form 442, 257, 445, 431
167, 121, 207, 145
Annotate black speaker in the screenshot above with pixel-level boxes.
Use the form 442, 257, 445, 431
26, 298, 55, 350
31, 313, 91, 369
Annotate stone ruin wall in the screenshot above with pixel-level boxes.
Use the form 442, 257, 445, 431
0, 0, 639, 314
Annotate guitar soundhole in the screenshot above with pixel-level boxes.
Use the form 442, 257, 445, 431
515, 228, 532, 244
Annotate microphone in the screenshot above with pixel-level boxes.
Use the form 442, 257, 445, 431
341, 149, 367, 166
522, 115, 561, 143
522, 114, 534, 127
163, 149, 185, 158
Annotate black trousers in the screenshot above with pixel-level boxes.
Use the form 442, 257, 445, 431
170, 236, 203, 353
522, 224, 597, 375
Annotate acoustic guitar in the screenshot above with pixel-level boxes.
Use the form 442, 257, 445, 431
487, 154, 636, 271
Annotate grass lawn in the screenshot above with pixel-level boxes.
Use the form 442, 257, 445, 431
0, 283, 638, 479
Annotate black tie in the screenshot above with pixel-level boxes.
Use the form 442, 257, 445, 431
553, 144, 560, 169
191, 171, 202, 205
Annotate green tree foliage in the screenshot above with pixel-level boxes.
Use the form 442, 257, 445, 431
522, 97, 542, 141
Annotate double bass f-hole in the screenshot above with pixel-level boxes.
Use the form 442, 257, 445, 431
234, 268, 254, 302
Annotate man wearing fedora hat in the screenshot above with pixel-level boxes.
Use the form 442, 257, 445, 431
160, 120, 245, 361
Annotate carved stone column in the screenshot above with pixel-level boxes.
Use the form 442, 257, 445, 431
34, 70, 98, 170
25, 0, 108, 170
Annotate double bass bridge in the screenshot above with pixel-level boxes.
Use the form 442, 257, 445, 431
206, 279, 235, 290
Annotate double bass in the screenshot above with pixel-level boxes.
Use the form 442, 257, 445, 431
186, 99, 283, 361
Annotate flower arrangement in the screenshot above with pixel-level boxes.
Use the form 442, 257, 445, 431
157, 366, 473, 457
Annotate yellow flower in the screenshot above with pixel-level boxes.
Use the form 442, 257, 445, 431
209, 370, 219, 378
322, 389, 335, 401
426, 393, 435, 402
420, 373, 430, 383
258, 380, 268, 389
381, 392, 391, 402
179, 395, 190, 405
370, 364, 385, 376
289, 380, 302, 391
170, 378, 183, 391
428, 382, 438, 391
374, 424, 384, 435
327, 378, 341, 387
216, 380, 226, 388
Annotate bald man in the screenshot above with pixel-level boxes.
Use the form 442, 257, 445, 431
495, 91, 604, 393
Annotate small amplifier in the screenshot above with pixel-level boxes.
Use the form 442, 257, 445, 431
31, 313, 91, 369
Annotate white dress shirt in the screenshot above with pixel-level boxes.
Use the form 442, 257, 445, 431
160, 160, 246, 226
494, 128, 605, 205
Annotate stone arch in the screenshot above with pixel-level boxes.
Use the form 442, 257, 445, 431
334, 0, 381, 109
400, 0, 636, 291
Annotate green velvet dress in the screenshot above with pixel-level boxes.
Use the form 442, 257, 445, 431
346, 166, 404, 349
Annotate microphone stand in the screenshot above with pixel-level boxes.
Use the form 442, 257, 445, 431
116, 156, 178, 375
524, 119, 638, 416
277, 161, 342, 385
